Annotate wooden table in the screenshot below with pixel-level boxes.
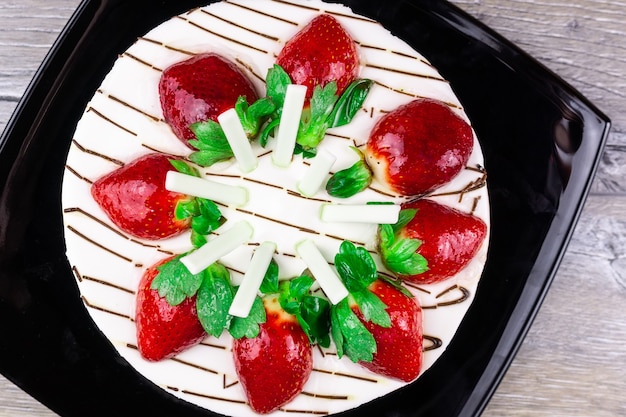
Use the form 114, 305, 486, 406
1, 1, 624, 416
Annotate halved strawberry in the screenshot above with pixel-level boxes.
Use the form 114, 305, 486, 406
135, 256, 207, 361
366, 98, 474, 196
353, 279, 423, 382
277, 14, 359, 101
91, 153, 190, 240
232, 294, 313, 414
396, 198, 488, 284
159, 53, 259, 147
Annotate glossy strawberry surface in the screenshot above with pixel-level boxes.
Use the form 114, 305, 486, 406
135, 257, 207, 361
91, 153, 190, 240
366, 98, 474, 196
232, 295, 313, 414
399, 198, 487, 284
277, 14, 359, 100
354, 279, 423, 382
159, 53, 258, 146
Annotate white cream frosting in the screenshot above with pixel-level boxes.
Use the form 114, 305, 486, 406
61, 1, 490, 416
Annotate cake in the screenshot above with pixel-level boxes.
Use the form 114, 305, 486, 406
61, 1, 490, 415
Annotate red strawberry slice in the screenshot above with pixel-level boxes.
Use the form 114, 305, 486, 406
232, 294, 313, 414
365, 98, 474, 196
159, 53, 258, 147
277, 14, 359, 100
135, 256, 207, 361
352, 279, 423, 382
91, 153, 189, 240
399, 198, 487, 284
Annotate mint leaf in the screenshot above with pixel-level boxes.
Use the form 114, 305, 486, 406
259, 119, 280, 148
296, 82, 338, 150
174, 194, 224, 249
334, 241, 378, 291
229, 294, 266, 339
392, 208, 417, 234
278, 276, 331, 347
378, 210, 429, 276
196, 263, 235, 338
326, 148, 372, 198
169, 159, 200, 177
334, 241, 390, 328
350, 288, 390, 327
151, 255, 204, 306
294, 143, 317, 159
188, 120, 234, 166
330, 298, 376, 362
266, 64, 292, 116
327, 79, 373, 128
259, 259, 279, 295
235, 96, 275, 138
300, 295, 331, 348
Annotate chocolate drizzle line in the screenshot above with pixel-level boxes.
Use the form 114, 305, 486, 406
138, 37, 195, 57
200, 9, 281, 42
301, 391, 349, 401
64, 165, 93, 184
423, 335, 443, 351
97, 89, 164, 122
64, 207, 172, 253
66, 225, 135, 264
175, 15, 269, 54
171, 357, 219, 375
122, 52, 163, 72
313, 368, 378, 383
235, 57, 267, 84
373, 80, 461, 110
358, 43, 434, 67
71, 139, 125, 166
81, 274, 136, 295
177, 388, 248, 405
223, 375, 239, 389
86, 107, 138, 137
81, 296, 132, 320
365, 63, 445, 82
225, 0, 299, 26
436, 285, 471, 306
279, 407, 329, 415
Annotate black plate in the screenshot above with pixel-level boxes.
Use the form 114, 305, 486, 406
0, 0, 610, 416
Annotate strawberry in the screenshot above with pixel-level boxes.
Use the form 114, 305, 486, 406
330, 241, 423, 382
395, 198, 487, 284
365, 98, 474, 196
353, 279, 423, 382
91, 153, 190, 240
91, 153, 223, 242
232, 294, 313, 414
135, 256, 207, 361
159, 53, 259, 147
277, 14, 359, 101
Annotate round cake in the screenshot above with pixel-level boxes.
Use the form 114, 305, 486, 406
61, 1, 490, 416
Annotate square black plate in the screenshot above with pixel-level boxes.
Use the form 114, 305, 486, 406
0, 0, 609, 416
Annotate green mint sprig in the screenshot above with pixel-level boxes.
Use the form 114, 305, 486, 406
325, 147, 372, 198
278, 276, 331, 348
379, 208, 429, 276
260, 65, 372, 155
169, 159, 224, 248
330, 241, 391, 363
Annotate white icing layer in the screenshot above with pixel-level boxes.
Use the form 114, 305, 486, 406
61, 1, 490, 416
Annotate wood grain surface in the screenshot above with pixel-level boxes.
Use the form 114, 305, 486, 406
1, 1, 624, 416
